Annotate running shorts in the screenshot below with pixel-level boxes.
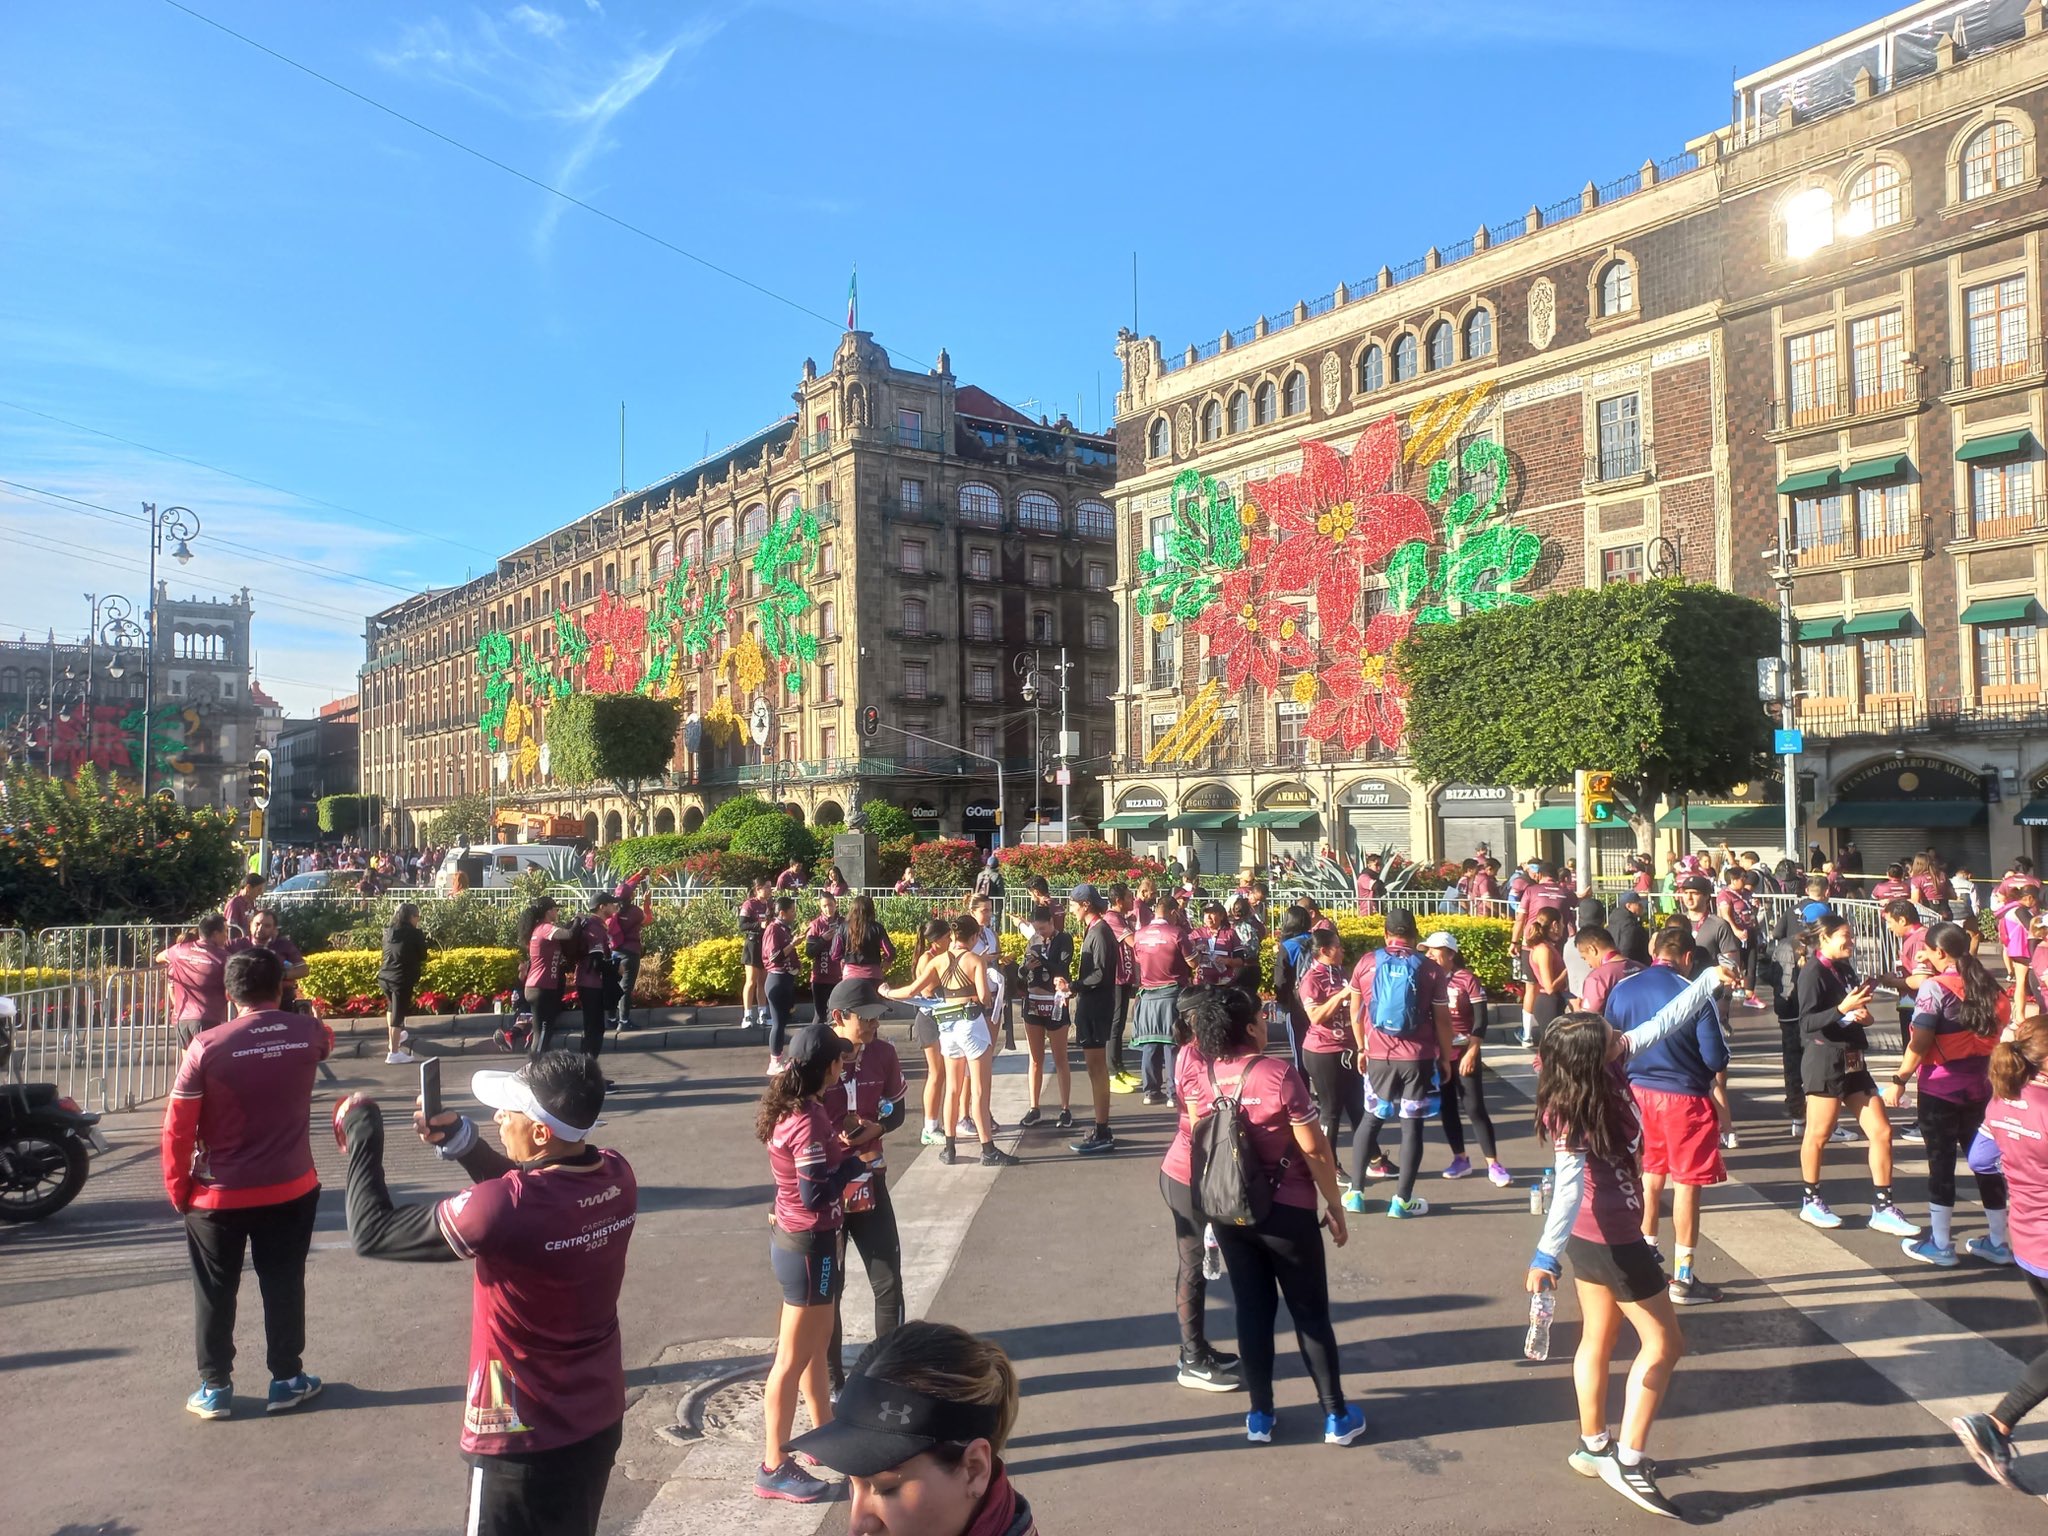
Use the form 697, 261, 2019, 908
1567, 1234, 1666, 1303
1365, 1057, 1437, 1121
909, 1009, 941, 1050
938, 1008, 992, 1061
741, 932, 765, 968
1070, 991, 1115, 1050
770, 1225, 844, 1307
1632, 1085, 1726, 1186
1802, 1041, 1876, 1101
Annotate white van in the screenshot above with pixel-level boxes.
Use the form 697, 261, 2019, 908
436, 843, 587, 893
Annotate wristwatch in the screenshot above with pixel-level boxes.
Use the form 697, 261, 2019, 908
1891, 1074, 1909, 1088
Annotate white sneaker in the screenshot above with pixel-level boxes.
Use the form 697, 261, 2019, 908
1720, 1130, 1740, 1150
764, 1056, 788, 1076
385, 1049, 418, 1065
1829, 1126, 1858, 1144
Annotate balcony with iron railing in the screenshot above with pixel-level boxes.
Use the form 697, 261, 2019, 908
1791, 512, 1925, 565
1583, 441, 1655, 487
1018, 511, 1063, 537
884, 627, 946, 644
965, 625, 1004, 645
857, 423, 948, 453
1145, 666, 1178, 691
1798, 693, 2048, 740
1768, 370, 1921, 436
962, 565, 1000, 585
891, 689, 946, 707
883, 495, 944, 525
1952, 493, 2048, 544
1946, 338, 2048, 396
796, 429, 834, 458
892, 563, 940, 583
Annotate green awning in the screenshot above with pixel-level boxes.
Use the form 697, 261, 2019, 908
1654, 804, 1784, 830
1797, 617, 1843, 642
1099, 813, 1164, 831
1961, 596, 2042, 626
1842, 608, 1914, 637
2016, 800, 2048, 828
1839, 454, 1911, 485
1521, 806, 1579, 830
1777, 467, 1840, 495
1816, 800, 1987, 829
1166, 811, 1238, 830
1956, 430, 2036, 463
1243, 809, 1319, 829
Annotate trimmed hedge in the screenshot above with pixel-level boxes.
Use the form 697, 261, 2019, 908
0, 967, 70, 992
303, 947, 522, 1008
665, 930, 1029, 1003
1259, 914, 1514, 994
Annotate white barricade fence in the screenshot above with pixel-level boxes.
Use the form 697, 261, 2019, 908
1, 966, 182, 1112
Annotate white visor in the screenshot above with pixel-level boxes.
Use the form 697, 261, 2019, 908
471, 1068, 597, 1141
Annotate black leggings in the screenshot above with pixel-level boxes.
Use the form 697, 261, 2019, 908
526, 988, 565, 1057
579, 984, 609, 1059
1160, 1172, 1211, 1352
830, 1180, 904, 1385
1777, 1005, 1803, 1120
1920, 1094, 2008, 1211
466, 1418, 621, 1536
1110, 985, 1134, 1076
1213, 1202, 1346, 1417
1439, 1061, 1498, 1162
1355, 1115, 1426, 1203
765, 971, 799, 1059
1995, 1273, 2048, 1430
1303, 1049, 1364, 1152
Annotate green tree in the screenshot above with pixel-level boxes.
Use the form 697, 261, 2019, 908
729, 812, 820, 867
0, 764, 243, 927
425, 792, 493, 846
1397, 580, 1778, 851
547, 694, 682, 836
317, 793, 380, 835
855, 801, 915, 844
702, 793, 783, 835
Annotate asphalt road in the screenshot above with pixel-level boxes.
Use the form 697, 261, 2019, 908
7, 1006, 2047, 1535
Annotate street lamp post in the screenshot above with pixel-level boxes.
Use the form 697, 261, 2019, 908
138, 504, 201, 799
86, 593, 142, 784
1763, 521, 1801, 866
1014, 646, 1075, 845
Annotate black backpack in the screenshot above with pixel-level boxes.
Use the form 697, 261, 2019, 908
1191, 1058, 1284, 1228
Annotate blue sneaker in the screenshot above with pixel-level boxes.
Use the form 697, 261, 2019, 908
1386, 1196, 1430, 1218
1246, 1410, 1276, 1444
266, 1373, 323, 1413
185, 1382, 232, 1420
1799, 1196, 1842, 1229
754, 1458, 837, 1503
1966, 1236, 2015, 1266
1323, 1404, 1368, 1446
1901, 1237, 1958, 1268
1340, 1189, 1366, 1214
1868, 1204, 1919, 1238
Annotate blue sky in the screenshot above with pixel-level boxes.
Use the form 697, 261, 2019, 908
2, 0, 1887, 714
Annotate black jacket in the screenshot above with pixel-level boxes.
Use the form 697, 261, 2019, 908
1610, 909, 1651, 967
377, 923, 430, 989
1795, 953, 1866, 1052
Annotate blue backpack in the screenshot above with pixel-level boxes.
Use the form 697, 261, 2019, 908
1368, 949, 1427, 1040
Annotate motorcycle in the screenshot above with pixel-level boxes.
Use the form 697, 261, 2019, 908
0, 997, 108, 1223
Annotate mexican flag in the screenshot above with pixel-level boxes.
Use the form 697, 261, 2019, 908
846, 269, 857, 330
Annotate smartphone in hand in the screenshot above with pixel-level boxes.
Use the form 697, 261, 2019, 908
419, 1056, 443, 1124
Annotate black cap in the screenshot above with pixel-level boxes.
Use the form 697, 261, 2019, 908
826, 978, 895, 1018
1679, 875, 1715, 896
1620, 890, 1646, 907
1068, 882, 1102, 905
786, 1373, 1003, 1478
788, 1023, 852, 1071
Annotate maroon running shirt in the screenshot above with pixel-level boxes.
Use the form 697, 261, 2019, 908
525, 926, 566, 990
1296, 959, 1354, 1053
1160, 1050, 1319, 1208
435, 1148, 637, 1456
163, 941, 230, 1027
820, 1038, 908, 1175
161, 1007, 332, 1211
767, 1100, 847, 1233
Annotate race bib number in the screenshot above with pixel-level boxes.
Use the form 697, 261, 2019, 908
844, 1173, 876, 1214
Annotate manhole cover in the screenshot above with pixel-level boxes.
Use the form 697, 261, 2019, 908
698, 1378, 766, 1441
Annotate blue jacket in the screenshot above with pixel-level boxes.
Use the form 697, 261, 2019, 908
1616, 963, 1728, 1096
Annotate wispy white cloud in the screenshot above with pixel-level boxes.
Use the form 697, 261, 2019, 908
533, 42, 683, 244
508, 5, 566, 41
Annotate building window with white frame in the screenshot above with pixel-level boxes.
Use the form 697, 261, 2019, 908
1962, 120, 2025, 201
900, 538, 927, 574
1019, 491, 1060, 534
1359, 344, 1385, 393
970, 663, 997, 702
1600, 545, 1644, 585
967, 546, 993, 580
1274, 701, 1307, 766
970, 603, 996, 641
1254, 382, 1277, 424
1282, 372, 1307, 416
1030, 608, 1055, 645
1850, 310, 1907, 408
1085, 559, 1108, 590
1859, 635, 1916, 701
1595, 393, 1641, 480
960, 482, 1002, 526
902, 659, 929, 700
1965, 275, 2031, 384
1086, 613, 1109, 648
1227, 392, 1248, 433
1598, 259, 1635, 317
1975, 621, 2040, 697
1971, 458, 2037, 537
1463, 309, 1493, 359
1856, 482, 1913, 554
1426, 321, 1454, 371
1844, 162, 1903, 234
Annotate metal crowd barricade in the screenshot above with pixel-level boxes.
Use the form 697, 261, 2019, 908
99, 966, 181, 1111
1751, 893, 1908, 983
1, 981, 97, 1101
34, 923, 188, 977
0, 927, 27, 971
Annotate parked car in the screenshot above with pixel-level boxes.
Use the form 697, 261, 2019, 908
434, 843, 587, 893
270, 870, 361, 896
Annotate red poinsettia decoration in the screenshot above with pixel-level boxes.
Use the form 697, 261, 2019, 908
583, 592, 650, 695
1190, 563, 1314, 691
1304, 611, 1415, 752
1246, 415, 1433, 628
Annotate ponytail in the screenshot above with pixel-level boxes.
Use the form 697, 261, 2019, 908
1928, 922, 2002, 1038
1992, 1014, 2048, 1099
754, 1050, 836, 1142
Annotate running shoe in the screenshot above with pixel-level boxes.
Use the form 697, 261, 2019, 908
385, 1049, 418, 1065
1017, 1107, 1042, 1129
1488, 1161, 1513, 1187
1898, 1125, 1925, 1145
1720, 1130, 1740, 1150
1965, 1236, 2015, 1266
754, 1459, 837, 1503
1441, 1155, 1473, 1180
1245, 1410, 1276, 1444
1323, 1404, 1368, 1446
1518, 1028, 1536, 1048
1386, 1196, 1429, 1218
1340, 1189, 1366, 1214
1869, 1204, 1920, 1238
1363, 1157, 1396, 1180
1054, 1109, 1074, 1131
1070, 1126, 1116, 1155
1141, 1091, 1166, 1106
764, 1057, 787, 1077
980, 1144, 1020, 1168
1568, 1441, 1609, 1478
1597, 1452, 1678, 1518
1667, 1275, 1724, 1306
1176, 1347, 1244, 1393
266, 1373, 322, 1413
1950, 1412, 2020, 1491
184, 1382, 232, 1420
1110, 1073, 1139, 1094
1799, 1196, 1843, 1229
1902, 1237, 1959, 1268
1829, 1125, 1859, 1144
919, 1124, 944, 1147
938, 1142, 957, 1165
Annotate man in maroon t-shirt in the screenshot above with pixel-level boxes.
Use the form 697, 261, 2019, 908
337, 1052, 636, 1536
223, 872, 265, 939
1572, 926, 1640, 1016
1346, 909, 1452, 1216
162, 947, 332, 1421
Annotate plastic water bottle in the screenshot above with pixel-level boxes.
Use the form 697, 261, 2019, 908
1524, 1289, 1556, 1361
1540, 1167, 1555, 1210
1202, 1223, 1224, 1280
1529, 1180, 1545, 1216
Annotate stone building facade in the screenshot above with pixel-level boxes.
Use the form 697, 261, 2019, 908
360, 335, 1117, 849
1104, 0, 2048, 879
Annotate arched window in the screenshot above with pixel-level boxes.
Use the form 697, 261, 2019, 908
1227, 391, 1248, 433
682, 529, 703, 566
1844, 162, 1904, 234
1391, 334, 1418, 382
1426, 321, 1454, 371
1199, 400, 1221, 441
959, 481, 1002, 525
1282, 371, 1307, 416
709, 517, 733, 558
1463, 309, 1494, 360
1254, 382, 1277, 424
1148, 418, 1171, 457
654, 539, 675, 575
901, 596, 927, 635
740, 503, 767, 547
817, 600, 837, 638
1963, 120, 2025, 200
1358, 345, 1385, 393
774, 490, 800, 523
1018, 491, 1061, 534
1030, 608, 1055, 644
1598, 259, 1635, 317
1076, 500, 1114, 539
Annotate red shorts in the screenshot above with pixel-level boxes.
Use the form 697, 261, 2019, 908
1632, 1086, 1726, 1186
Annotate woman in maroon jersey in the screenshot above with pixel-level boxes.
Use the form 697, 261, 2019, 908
158, 915, 233, 1046
755, 1023, 881, 1503
1153, 986, 1244, 1396
1522, 907, 1570, 1052
517, 898, 576, 1056
762, 895, 803, 1073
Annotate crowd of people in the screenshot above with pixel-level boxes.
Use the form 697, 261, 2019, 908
149, 844, 2048, 1529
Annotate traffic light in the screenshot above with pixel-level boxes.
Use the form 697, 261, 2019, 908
860, 705, 881, 740
1581, 770, 1619, 824
248, 748, 272, 809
